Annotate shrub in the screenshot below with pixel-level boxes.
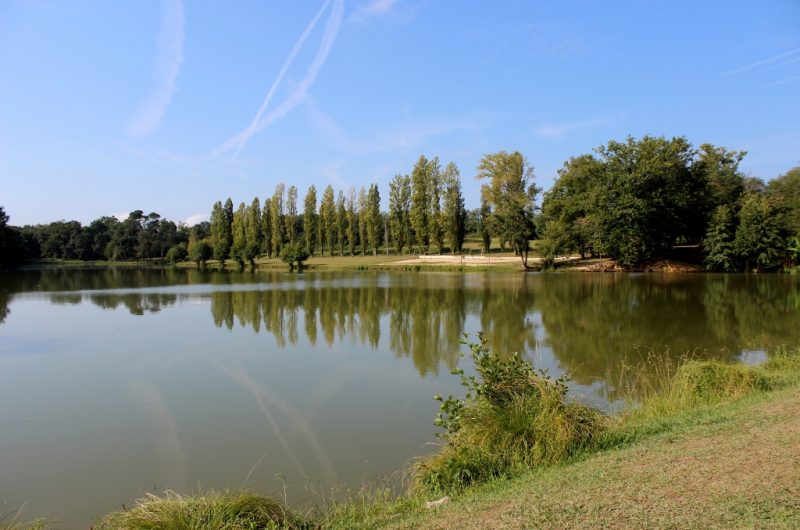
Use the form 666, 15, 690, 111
166, 242, 188, 265
279, 243, 310, 270
412, 336, 606, 493
97, 490, 302, 530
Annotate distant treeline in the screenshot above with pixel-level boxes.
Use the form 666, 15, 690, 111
1, 137, 798, 270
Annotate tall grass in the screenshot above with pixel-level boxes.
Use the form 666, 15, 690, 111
97, 491, 303, 530
411, 337, 606, 493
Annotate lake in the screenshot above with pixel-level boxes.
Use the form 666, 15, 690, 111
1, 268, 798, 526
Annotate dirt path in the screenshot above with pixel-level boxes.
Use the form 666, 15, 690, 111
388, 389, 800, 529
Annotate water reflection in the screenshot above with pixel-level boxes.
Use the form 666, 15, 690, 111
2, 269, 797, 389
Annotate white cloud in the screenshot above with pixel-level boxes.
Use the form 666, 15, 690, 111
183, 213, 209, 226
126, 0, 185, 138
350, 0, 398, 22
212, 0, 344, 158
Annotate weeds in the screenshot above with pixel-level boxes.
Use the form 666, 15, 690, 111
412, 335, 606, 493
97, 491, 303, 530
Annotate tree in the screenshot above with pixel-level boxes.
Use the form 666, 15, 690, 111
279, 242, 310, 271
735, 193, 785, 272
188, 238, 212, 267
358, 187, 368, 255
0, 206, 26, 266
478, 151, 539, 269
166, 242, 188, 264
768, 166, 800, 238
320, 185, 336, 257
591, 136, 698, 265
539, 155, 602, 259
428, 157, 444, 253
261, 198, 273, 258
336, 190, 346, 256
694, 144, 747, 213
244, 197, 262, 267
270, 184, 285, 255
704, 204, 738, 272
303, 185, 318, 256
366, 183, 382, 255
285, 185, 298, 245
478, 199, 492, 253
346, 187, 358, 256
442, 162, 466, 254
230, 202, 247, 267
410, 155, 431, 253
389, 174, 411, 255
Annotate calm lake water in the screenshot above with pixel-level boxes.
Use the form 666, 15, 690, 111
1, 268, 798, 526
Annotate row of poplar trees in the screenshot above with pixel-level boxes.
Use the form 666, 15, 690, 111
205, 155, 467, 267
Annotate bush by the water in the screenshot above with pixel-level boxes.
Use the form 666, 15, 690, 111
97, 491, 302, 530
412, 336, 606, 493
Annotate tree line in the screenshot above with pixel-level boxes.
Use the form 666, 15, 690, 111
538, 136, 799, 271
2, 138, 798, 270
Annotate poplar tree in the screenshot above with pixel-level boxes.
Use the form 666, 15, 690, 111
303, 185, 318, 256
244, 197, 262, 267
223, 198, 234, 261
285, 185, 298, 245
230, 202, 247, 267
320, 185, 336, 257
262, 197, 273, 258
209, 201, 229, 265
358, 187, 368, 255
410, 155, 430, 253
389, 174, 411, 255
428, 157, 445, 253
336, 190, 346, 256
270, 184, 285, 255
442, 162, 466, 254
346, 187, 357, 256
366, 183, 381, 256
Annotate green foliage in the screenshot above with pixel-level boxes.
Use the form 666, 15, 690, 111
285, 185, 298, 245
704, 204, 739, 271
478, 151, 539, 268
166, 242, 188, 264
187, 238, 212, 267
767, 166, 800, 237
261, 197, 274, 258
279, 242, 310, 270
442, 162, 466, 254
271, 184, 286, 256
303, 185, 318, 256
345, 188, 358, 256
230, 202, 247, 267
335, 190, 346, 256
735, 193, 785, 271
389, 174, 411, 255
366, 183, 382, 255
319, 185, 336, 257
357, 187, 368, 256
414, 336, 605, 492
410, 155, 431, 253
97, 490, 302, 530
427, 157, 444, 253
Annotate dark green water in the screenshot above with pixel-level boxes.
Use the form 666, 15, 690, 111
0, 268, 798, 526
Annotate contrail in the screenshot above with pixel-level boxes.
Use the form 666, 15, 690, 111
127, 0, 185, 138
723, 47, 800, 76
212, 0, 345, 158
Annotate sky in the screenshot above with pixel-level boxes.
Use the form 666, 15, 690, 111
1, 0, 799, 226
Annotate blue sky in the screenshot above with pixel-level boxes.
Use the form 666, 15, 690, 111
1, 0, 799, 226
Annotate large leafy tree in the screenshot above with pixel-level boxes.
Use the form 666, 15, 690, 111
478, 151, 539, 269
243, 197, 262, 267
230, 202, 247, 267
261, 198, 273, 258
704, 204, 739, 272
735, 193, 785, 272
336, 190, 346, 256
427, 157, 444, 253
358, 187, 368, 255
540, 155, 602, 259
768, 166, 800, 238
591, 136, 699, 265
303, 185, 318, 256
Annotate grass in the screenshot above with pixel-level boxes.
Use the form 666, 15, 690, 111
96, 491, 302, 530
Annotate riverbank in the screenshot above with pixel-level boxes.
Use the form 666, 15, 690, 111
77, 345, 800, 530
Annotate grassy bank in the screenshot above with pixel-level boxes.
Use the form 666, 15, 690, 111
7, 344, 799, 529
